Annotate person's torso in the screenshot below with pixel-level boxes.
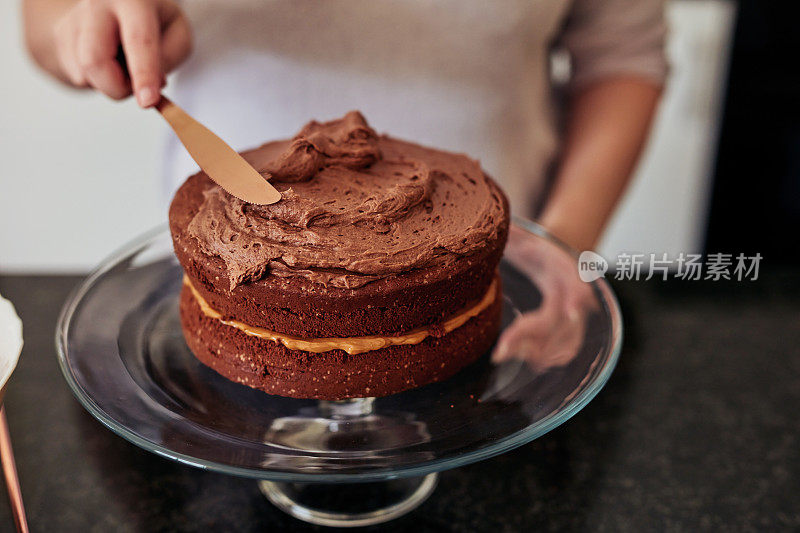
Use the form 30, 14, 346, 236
165, 0, 572, 214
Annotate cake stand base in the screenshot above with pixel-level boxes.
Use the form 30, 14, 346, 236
258, 473, 438, 527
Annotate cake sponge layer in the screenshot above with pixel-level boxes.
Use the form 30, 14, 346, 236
170, 172, 507, 338
178, 278, 502, 400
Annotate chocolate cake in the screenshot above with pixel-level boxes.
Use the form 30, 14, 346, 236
169, 112, 509, 399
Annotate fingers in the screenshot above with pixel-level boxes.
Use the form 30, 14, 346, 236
54, 13, 86, 87
76, 7, 130, 99
491, 308, 585, 371
54, 0, 191, 104
158, 1, 192, 73
115, 0, 162, 107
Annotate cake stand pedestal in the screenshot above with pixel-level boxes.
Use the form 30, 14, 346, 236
259, 472, 438, 527
56, 219, 623, 528
258, 397, 438, 527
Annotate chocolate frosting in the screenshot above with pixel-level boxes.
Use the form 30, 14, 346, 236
187, 111, 506, 290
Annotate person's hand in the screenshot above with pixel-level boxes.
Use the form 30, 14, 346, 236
492, 225, 597, 372
53, 0, 192, 107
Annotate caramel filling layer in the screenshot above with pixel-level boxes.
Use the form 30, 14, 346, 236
185, 276, 498, 355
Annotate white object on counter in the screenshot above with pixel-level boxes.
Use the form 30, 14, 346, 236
0, 294, 22, 390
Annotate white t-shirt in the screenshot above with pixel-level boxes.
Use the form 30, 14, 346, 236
164, 0, 666, 215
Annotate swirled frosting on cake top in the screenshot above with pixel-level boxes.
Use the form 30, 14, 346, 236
187, 111, 506, 290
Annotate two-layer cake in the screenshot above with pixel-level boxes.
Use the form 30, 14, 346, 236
169, 112, 508, 399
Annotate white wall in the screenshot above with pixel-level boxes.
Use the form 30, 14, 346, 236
0, 2, 167, 272
0, 1, 734, 273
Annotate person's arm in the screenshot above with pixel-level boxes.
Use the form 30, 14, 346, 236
539, 76, 662, 251
542, 0, 668, 251
22, 0, 192, 107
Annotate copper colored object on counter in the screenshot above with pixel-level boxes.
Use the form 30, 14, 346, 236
0, 402, 27, 533
0, 295, 26, 533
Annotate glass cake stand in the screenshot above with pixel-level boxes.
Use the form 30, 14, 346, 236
56, 218, 622, 528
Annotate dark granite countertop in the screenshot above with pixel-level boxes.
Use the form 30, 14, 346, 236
0, 272, 797, 532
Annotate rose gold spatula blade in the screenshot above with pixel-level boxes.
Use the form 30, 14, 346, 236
155, 97, 281, 205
